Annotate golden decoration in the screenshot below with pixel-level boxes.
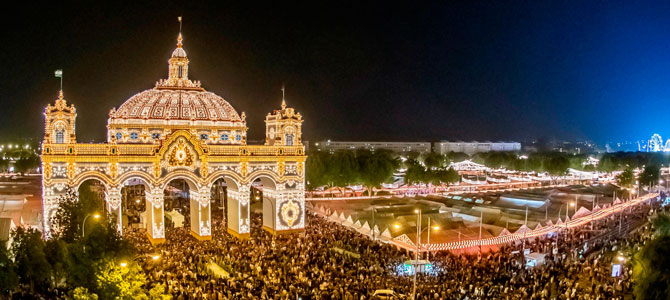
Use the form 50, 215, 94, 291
297, 161, 304, 176
43, 162, 52, 179
281, 200, 300, 227
167, 138, 194, 167
278, 161, 285, 176
240, 161, 248, 177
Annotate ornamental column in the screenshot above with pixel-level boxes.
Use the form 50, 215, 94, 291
272, 188, 305, 234
190, 188, 212, 240
145, 187, 165, 244
42, 183, 67, 238
227, 184, 250, 239
262, 187, 278, 234
105, 186, 123, 235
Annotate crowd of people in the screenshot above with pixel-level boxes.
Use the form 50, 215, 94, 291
124, 194, 666, 300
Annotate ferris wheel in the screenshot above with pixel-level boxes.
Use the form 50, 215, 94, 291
650, 134, 664, 152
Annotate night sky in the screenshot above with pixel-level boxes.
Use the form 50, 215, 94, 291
2, 1, 669, 144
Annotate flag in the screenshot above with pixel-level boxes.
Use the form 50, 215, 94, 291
54, 70, 63, 78
178, 16, 182, 22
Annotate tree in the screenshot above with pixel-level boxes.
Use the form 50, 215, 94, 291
357, 150, 399, 196
484, 152, 509, 169
332, 150, 359, 191
633, 235, 670, 300
49, 183, 105, 242
14, 153, 40, 174
71, 287, 99, 300
11, 227, 52, 293
422, 152, 445, 170
616, 168, 635, 188
545, 156, 570, 181
652, 214, 670, 237
435, 167, 460, 186
446, 151, 469, 163
0, 241, 18, 298
44, 238, 69, 288
639, 165, 661, 188
64, 218, 135, 291
95, 259, 148, 300
403, 160, 425, 186
148, 284, 173, 300
305, 150, 328, 191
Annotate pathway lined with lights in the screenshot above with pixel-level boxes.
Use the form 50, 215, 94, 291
306, 183, 572, 201
415, 193, 659, 252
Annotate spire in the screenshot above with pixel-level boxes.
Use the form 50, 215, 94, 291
177, 16, 183, 48
155, 16, 203, 90
281, 84, 287, 110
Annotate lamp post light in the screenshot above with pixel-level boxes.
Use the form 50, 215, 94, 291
412, 208, 421, 300
82, 213, 101, 238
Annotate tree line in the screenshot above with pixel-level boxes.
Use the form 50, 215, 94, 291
0, 182, 171, 299
306, 149, 400, 196
306, 150, 668, 192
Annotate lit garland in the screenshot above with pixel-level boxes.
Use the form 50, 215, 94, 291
422, 193, 659, 251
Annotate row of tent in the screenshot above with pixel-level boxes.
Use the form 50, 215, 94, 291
311, 195, 653, 252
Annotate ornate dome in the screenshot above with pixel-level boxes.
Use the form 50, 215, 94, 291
111, 89, 241, 121
109, 32, 242, 123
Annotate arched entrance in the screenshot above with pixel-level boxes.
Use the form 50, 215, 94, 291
161, 174, 212, 240
76, 178, 107, 215
121, 178, 147, 230
164, 179, 191, 229
250, 175, 278, 235
76, 178, 108, 237
210, 176, 240, 230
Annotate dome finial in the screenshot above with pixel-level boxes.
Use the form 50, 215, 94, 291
177, 16, 183, 48
281, 84, 287, 109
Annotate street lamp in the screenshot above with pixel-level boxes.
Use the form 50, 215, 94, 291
120, 261, 128, 268
412, 209, 421, 300
82, 213, 101, 238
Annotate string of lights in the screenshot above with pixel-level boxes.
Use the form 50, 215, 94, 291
424, 193, 658, 251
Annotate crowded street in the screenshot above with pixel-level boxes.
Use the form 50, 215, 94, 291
124, 194, 665, 300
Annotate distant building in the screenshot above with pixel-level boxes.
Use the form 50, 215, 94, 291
433, 141, 521, 156
314, 140, 431, 154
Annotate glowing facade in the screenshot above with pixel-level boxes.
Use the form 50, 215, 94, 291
41, 33, 306, 242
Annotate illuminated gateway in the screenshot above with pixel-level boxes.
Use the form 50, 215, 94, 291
41, 32, 306, 243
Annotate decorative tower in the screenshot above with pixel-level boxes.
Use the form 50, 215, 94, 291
264, 87, 303, 146
44, 90, 76, 144
155, 31, 202, 90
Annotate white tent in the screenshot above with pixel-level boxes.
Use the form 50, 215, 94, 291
515, 225, 531, 235
572, 207, 592, 219
380, 228, 392, 240
166, 210, 184, 228
393, 234, 415, 247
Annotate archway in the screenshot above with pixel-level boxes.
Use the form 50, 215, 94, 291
120, 178, 147, 231
163, 179, 191, 230
210, 176, 239, 230
76, 178, 108, 237
250, 175, 279, 235
161, 175, 211, 240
